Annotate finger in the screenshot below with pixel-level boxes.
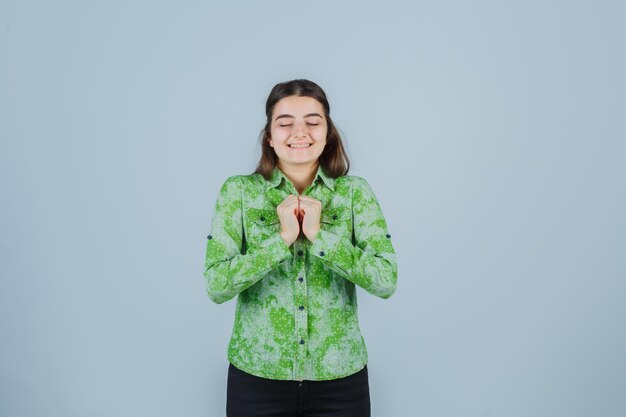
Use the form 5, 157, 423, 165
298, 199, 321, 208
286, 197, 298, 206
298, 195, 320, 203
298, 200, 320, 208
279, 195, 296, 206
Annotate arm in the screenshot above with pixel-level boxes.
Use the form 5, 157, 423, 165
203, 176, 292, 304
310, 176, 398, 299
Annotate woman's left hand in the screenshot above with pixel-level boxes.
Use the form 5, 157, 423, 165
298, 195, 322, 242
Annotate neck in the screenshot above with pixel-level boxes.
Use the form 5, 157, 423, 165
278, 162, 319, 194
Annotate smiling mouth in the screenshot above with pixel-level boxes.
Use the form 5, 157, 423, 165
288, 144, 312, 148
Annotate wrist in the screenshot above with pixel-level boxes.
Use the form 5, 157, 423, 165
280, 231, 295, 246
306, 228, 320, 242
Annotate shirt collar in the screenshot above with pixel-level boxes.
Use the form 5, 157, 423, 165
267, 165, 335, 192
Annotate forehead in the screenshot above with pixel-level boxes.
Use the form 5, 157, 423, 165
273, 95, 324, 118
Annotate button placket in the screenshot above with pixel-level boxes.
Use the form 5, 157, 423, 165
293, 242, 308, 381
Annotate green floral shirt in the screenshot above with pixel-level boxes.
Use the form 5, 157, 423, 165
203, 165, 397, 381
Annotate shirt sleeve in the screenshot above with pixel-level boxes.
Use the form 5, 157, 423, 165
309, 176, 398, 299
203, 176, 293, 304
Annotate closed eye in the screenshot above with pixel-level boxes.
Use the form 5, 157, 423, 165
279, 123, 320, 127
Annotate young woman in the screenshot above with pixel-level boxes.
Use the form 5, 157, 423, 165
203, 79, 398, 417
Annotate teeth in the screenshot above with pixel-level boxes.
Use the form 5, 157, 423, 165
289, 144, 311, 148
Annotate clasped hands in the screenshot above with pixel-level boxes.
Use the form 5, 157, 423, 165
276, 194, 321, 246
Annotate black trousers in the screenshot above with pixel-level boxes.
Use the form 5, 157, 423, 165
226, 363, 371, 417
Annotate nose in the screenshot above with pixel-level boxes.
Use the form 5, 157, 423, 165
291, 121, 308, 138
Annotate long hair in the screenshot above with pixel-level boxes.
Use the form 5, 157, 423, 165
253, 79, 350, 180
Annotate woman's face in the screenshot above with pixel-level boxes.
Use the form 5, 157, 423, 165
268, 95, 327, 168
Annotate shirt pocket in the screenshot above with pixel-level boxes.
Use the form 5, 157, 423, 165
246, 207, 281, 244
320, 206, 353, 241
321, 206, 351, 225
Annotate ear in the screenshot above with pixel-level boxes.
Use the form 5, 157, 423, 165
268, 137, 274, 148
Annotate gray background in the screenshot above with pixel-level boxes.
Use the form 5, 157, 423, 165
1, 1, 625, 416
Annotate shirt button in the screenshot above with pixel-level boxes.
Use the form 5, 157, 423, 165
260, 216, 265, 221
332, 214, 337, 220
207, 234, 212, 240
299, 306, 304, 311
319, 251, 325, 256
298, 277, 304, 282
298, 250, 303, 256
386, 234, 391, 238
299, 339, 305, 344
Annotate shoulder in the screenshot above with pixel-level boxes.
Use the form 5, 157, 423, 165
340, 175, 381, 202
218, 173, 268, 195
218, 174, 244, 188
239, 172, 268, 190
214, 175, 246, 199
219, 173, 265, 185
338, 174, 372, 190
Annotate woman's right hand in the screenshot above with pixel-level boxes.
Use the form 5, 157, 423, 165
277, 194, 301, 246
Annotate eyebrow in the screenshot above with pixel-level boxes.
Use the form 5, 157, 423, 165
275, 113, 323, 121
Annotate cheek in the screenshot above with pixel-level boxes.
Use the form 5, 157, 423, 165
270, 131, 288, 145
312, 127, 327, 141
